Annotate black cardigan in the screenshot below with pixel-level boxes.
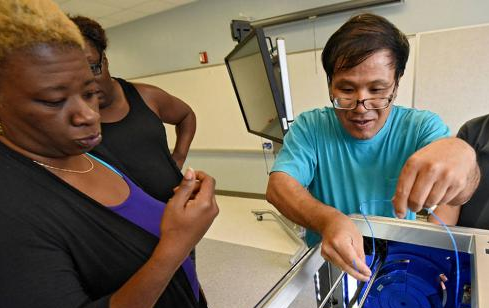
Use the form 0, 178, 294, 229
0, 142, 202, 308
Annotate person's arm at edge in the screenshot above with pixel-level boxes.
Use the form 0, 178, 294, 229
266, 171, 371, 281
136, 83, 196, 169
427, 204, 461, 226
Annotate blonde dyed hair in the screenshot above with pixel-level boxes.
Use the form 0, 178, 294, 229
0, 0, 84, 63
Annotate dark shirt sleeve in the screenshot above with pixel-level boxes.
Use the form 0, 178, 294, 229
456, 122, 470, 143
454, 115, 489, 229
0, 215, 111, 308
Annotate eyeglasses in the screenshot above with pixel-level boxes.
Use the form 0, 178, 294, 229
331, 88, 396, 110
89, 52, 104, 76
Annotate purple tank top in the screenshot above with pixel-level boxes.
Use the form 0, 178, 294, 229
109, 174, 200, 301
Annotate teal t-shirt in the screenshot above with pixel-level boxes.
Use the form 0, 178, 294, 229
271, 106, 451, 246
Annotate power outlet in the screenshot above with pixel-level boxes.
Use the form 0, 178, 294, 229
262, 141, 273, 152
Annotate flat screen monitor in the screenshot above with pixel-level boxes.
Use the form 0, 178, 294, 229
225, 27, 288, 143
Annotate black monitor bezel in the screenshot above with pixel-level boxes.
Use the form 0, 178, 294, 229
225, 27, 288, 144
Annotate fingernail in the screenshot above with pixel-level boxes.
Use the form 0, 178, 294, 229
396, 211, 405, 219
391, 208, 398, 218
352, 260, 359, 272
184, 167, 194, 180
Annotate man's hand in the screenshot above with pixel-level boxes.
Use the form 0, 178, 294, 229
320, 212, 371, 281
267, 172, 372, 281
393, 137, 479, 218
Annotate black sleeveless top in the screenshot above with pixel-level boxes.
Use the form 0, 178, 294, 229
97, 78, 182, 203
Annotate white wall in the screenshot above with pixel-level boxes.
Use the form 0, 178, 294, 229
414, 24, 489, 134
108, 0, 489, 78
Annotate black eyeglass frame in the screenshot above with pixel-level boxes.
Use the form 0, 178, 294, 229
330, 87, 397, 110
89, 52, 104, 76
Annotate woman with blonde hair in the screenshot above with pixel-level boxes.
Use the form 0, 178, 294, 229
0, 1, 217, 307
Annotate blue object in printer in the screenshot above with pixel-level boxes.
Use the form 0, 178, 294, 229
356, 240, 471, 308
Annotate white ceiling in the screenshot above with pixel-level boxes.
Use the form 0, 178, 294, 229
54, 0, 197, 29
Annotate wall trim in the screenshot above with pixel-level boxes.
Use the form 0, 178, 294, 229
216, 190, 266, 200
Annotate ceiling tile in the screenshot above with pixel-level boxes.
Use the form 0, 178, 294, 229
132, 0, 178, 15
57, 0, 198, 29
133, 0, 196, 15
97, 16, 123, 29
60, 0, 119, 18
104, 9, 149, 24
95, 0, 150, 10
52, 0, 71, 4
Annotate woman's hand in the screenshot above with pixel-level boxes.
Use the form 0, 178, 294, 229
158, 168, 219, 260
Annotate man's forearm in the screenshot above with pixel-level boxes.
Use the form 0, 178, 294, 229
266, 172, 340, 233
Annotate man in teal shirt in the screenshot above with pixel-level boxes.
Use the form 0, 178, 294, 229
275, 106, 449, 246
266, 13, 480, 282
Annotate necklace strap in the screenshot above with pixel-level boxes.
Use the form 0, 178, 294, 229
86, 153, 122, 177
33, 154, 94, 174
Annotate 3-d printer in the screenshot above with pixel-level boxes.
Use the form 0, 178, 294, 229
254, 216, 489, 308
